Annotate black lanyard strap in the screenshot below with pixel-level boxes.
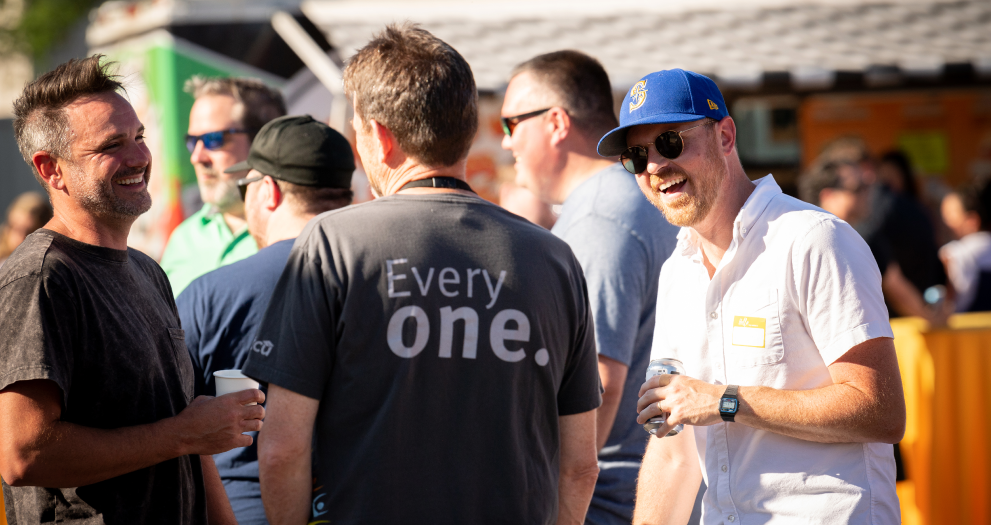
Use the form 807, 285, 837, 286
398, 177, 475, 193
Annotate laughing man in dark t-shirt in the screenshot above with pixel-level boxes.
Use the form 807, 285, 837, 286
177, 115, 354, 525
0, 56, 262, 525
244, 26, 602, 524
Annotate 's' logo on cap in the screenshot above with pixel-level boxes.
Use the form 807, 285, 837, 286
629, 81, 648, 112
708, 99, 719, 111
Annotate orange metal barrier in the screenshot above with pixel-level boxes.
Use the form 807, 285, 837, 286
893, 312, 991, 525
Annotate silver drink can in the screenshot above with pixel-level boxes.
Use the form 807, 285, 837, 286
643, 358, 685, 437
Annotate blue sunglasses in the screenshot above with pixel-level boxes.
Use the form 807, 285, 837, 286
185, 128, 250, 153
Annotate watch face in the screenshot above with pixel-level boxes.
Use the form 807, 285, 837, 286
720, 398, 738, 412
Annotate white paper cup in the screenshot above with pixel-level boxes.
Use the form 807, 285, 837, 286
213, 370, 260, 405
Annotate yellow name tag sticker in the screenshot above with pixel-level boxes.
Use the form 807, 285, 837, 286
732, 316, 766, 348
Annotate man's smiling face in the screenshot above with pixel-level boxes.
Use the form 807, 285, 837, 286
60, 91, 152, 221
624, 119, 725, 227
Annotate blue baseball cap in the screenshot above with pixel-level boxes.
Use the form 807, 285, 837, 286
597, 69, 729, 157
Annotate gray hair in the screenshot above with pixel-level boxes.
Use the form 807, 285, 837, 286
13, 55, 124, 187
184, 76, 286, 141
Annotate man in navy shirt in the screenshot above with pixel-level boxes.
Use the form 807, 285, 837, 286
176, 115, 354, 524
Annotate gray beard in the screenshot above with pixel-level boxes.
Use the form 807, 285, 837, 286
74, 164, 152, 221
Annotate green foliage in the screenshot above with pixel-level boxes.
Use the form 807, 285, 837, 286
2, 0, 101, 58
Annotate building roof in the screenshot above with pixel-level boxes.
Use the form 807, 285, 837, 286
302, 0, 991, 91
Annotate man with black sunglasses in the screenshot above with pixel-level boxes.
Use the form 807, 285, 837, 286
596, 69, 904, 524
501, 50, 679, 525
160, 77, 286, 297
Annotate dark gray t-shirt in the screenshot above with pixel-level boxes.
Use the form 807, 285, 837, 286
0, 229, 206, 525
244, 193, 601, 525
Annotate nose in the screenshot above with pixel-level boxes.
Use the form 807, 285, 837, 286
189, 138, 211, 166
500, 131, 512, 151
645, 147, 674, 175
128, 139, 152, 168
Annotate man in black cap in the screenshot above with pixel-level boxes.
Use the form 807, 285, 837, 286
176, 115, 354, 525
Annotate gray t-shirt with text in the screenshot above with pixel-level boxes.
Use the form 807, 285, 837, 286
244, 193, 601, 525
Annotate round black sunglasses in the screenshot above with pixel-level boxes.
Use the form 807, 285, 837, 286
619, 121, 711, 175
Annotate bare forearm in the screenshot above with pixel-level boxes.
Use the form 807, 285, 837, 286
556, 464, 599, 525
596, 391, 621, 451
557, 410, 599, 525
201, 455, 237, 525
2, 418, 182, 487
736, 382, 903, 443
596, 356, 628, 451
258, 385, 320, 525
1, 381, 263, 489
633, 430, 700, 525
259, 444, 312, 524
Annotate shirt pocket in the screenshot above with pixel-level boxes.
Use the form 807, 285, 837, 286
168, 327, 195, 404
728, 288, 784, 368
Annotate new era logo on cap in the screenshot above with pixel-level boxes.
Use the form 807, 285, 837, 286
598, 69, 729, 157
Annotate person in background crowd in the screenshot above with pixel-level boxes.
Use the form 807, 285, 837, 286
160, 76, 286, 297
176, 115, 354, 525
0, 192, 52, 268
798, 160, 949, 325
1, 55, 263, 525
244, 24, 601, 524
597, 68, 905, 524
501, 50, 679, 525
817, 140, 948, 322
940, 183, 991, 312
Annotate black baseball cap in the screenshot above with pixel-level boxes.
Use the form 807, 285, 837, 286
225, 115, 355, 188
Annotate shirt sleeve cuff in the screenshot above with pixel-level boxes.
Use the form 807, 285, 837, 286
820, 321, 895, 366
241, 362, 323, 401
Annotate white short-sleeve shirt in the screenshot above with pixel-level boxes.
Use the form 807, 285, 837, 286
650, 175, 899, 524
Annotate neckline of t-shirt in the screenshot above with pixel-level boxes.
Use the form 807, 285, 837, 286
39, 229, 130, 263
386, 192, 489, 204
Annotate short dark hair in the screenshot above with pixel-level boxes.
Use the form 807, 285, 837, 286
798, 161, 855, 206
343, 23, 478, 167
953, 183, 990, 231
13, 55, 124, 186
511, 50, 618, 135
184, 76, 287, 141
275, 179, 353, 215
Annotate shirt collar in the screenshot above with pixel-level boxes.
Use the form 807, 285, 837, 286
675, 174, 780, 259
733, 174, 780, 241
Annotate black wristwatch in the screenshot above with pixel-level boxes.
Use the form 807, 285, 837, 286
719, 385, 739, 422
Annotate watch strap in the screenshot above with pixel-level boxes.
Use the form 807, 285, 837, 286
720, 384, 739, 422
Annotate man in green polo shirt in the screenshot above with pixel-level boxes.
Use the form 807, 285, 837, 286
160, 76, 286, 296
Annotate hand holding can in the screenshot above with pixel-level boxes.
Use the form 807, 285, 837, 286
642, 358, 685, 437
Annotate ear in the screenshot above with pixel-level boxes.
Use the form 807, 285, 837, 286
547, 107, 571, 146
369, 119, 401, 166
261, 176, 282, 211
33, 151, 66, 192
715, 117, 737, 156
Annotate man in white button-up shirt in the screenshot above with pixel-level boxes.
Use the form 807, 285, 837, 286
596, 69, 905, 524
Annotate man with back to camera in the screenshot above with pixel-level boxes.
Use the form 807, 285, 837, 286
501, 50, 679, 525
0, 55, 265, 524
243, 24, 602, 524
176, 115, 354, 525
593, 69, 905, 524
160, 76, 286, 297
